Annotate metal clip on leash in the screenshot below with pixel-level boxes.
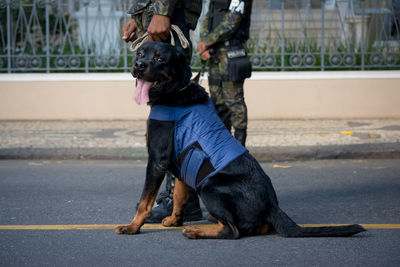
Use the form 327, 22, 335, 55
199, 60, 206, 85
192, 60, 206, 85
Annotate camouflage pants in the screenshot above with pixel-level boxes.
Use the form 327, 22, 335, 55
208, 48, 248, 131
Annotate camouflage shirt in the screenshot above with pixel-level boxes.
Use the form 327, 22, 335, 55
130, 0, 201, 31
200, 0, 251, 48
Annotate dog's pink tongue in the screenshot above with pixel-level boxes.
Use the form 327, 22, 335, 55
134, 79, 152, 105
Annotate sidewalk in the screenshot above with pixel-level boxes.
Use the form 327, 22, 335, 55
1, 119, 400, 161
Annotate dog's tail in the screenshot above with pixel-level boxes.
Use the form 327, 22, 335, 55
268, 206, 366, 237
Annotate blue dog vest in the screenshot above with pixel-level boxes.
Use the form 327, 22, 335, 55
149, 100, 247, 189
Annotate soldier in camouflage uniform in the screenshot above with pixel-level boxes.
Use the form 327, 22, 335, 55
122, 0, 201, 63
198, 0, 253, 146
121, 0, 203, 223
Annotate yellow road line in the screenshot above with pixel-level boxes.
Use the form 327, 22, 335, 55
0, 224, 399, 230
300, 224, 400, 229
0, 224, 187, 230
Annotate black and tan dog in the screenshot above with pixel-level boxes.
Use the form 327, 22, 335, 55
115, 42, 365, 239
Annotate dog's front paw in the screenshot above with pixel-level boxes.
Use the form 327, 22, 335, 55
162, 216, 183, 227
115, 225, 140, 235
182, 226, 201, 239
161, 216, 175, 227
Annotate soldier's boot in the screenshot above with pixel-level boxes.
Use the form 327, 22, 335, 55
234, 128, 247, 147
145, 172, 203, 223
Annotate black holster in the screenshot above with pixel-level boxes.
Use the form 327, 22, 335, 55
226, 44, 252, 82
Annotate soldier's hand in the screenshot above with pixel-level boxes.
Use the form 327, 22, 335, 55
197, 42, 210, 60
197, 41, 207, 55
147, 14, 170, 42
200, 50, 210, 61
122, 19, 137, 42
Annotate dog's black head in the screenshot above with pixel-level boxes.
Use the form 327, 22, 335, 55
132, 42, 208, 107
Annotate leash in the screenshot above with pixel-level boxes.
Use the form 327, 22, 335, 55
180, 60, 205, 91
129, 24, 190, 53
192, 60, 206, 85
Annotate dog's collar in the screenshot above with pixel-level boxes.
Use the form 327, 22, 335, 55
179, 81, 194, 91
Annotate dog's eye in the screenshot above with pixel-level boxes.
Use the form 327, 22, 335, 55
137, 51, 143, 58
154, 57, 165, 64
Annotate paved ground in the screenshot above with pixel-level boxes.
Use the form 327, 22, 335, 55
1, 119, 400, 161
1, 119, 399, 265
0, 159, 399, 266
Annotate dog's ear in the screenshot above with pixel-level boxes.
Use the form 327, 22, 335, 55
170, 45, 192, 83
175, 46, 187, 64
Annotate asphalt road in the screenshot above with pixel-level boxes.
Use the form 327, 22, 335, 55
0, 159, 399, 267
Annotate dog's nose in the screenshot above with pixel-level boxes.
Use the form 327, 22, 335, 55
135, 60, 146, 70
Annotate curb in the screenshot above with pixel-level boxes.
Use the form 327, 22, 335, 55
1, 143, 400, 161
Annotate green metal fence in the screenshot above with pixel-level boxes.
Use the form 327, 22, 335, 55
1, 0, 399, 72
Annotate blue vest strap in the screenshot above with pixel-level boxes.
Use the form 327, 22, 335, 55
180, 146, 207, 189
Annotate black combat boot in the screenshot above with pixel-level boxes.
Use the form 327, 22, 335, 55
234, 128, 247, 146
145, 172, 203, 223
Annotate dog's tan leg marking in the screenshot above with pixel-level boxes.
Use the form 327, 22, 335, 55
182, 221, 240, 239
162, 178, 189, 227
115, 193, 158, 235
255, 224, 270, 235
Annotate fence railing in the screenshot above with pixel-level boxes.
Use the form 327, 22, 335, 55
1, 0, 399, 73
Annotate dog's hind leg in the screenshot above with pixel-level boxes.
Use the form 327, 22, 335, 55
255, 224, 271, 235
182, 221, 240, 239
162, 178, 189, 227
